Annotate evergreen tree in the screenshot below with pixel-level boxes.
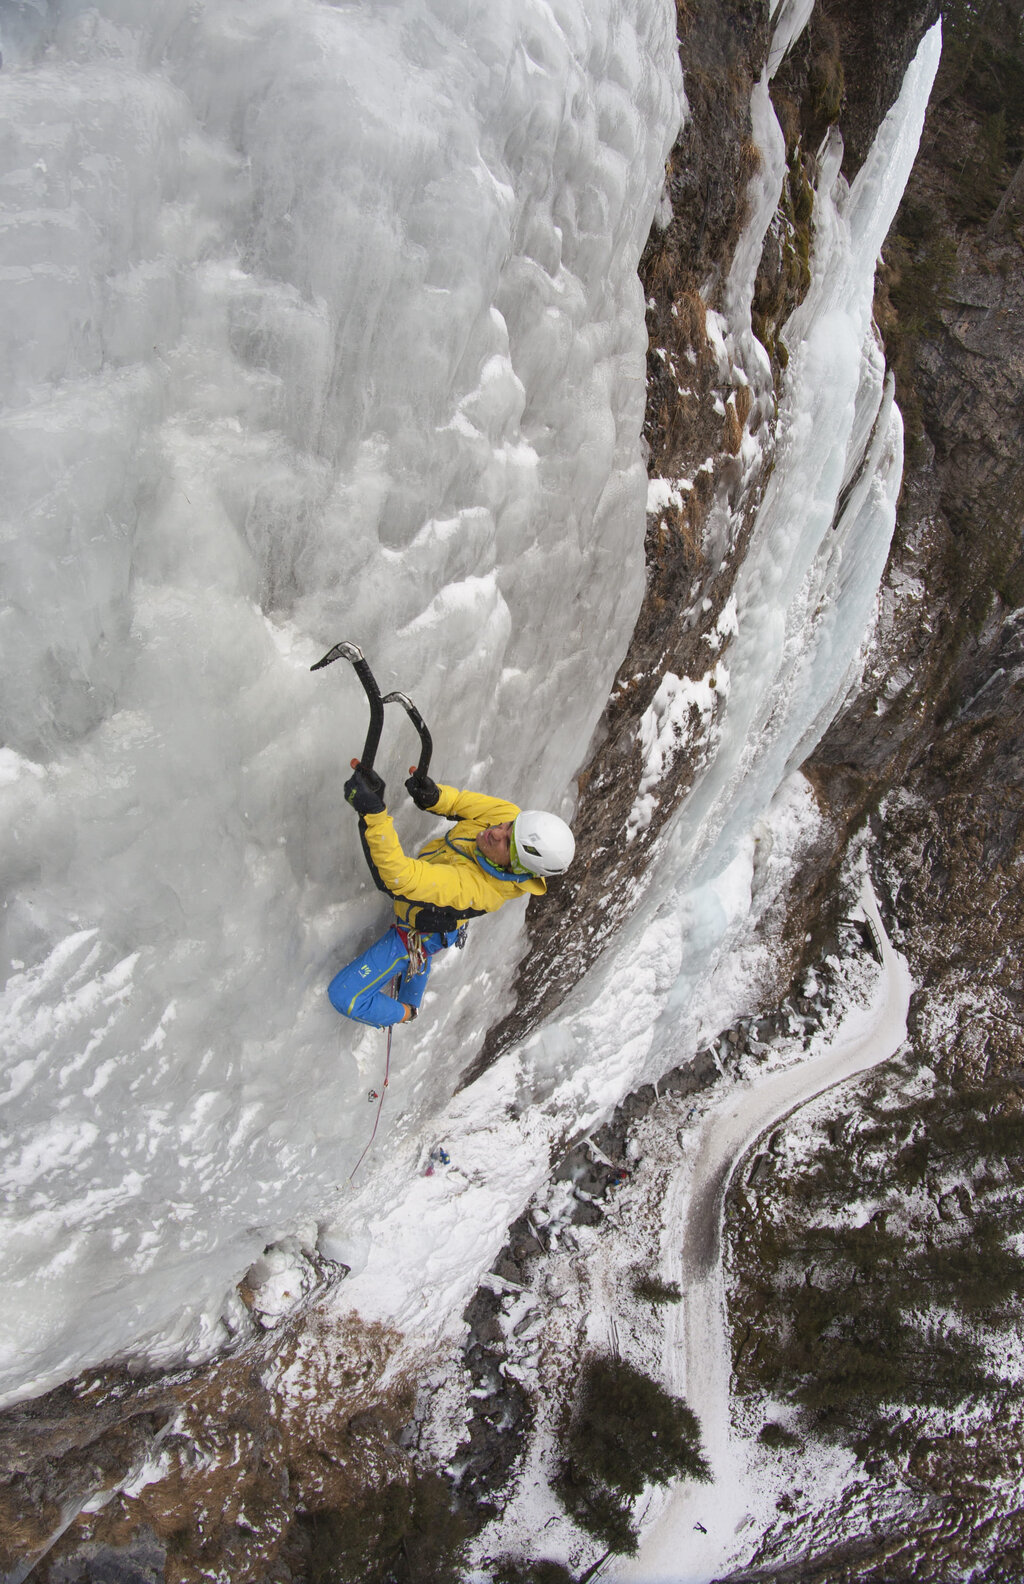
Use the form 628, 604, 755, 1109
553, 1356, 710, 1554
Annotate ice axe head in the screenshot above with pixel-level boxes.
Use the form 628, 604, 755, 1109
311, 640, 364, 671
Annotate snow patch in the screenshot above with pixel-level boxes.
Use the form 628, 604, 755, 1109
627, 664, 730, 840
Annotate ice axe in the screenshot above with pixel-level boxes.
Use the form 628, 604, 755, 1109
311, 641, 385, 772
382, 689, 433, 784
311, 643, 433, 784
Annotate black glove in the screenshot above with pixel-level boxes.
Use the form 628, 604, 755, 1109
345, 763, 386, 816
405, 771, 440, 810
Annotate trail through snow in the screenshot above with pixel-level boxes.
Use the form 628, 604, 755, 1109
612, 869, 914, 1584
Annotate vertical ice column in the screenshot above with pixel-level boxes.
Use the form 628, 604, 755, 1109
682, 21, 944, 890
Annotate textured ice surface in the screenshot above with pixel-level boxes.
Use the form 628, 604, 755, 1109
0, 0, 681, 1403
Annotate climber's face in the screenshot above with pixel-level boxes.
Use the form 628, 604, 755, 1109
477, 821, 513, 869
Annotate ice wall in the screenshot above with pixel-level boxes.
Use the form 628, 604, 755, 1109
0, 0, 681, 1404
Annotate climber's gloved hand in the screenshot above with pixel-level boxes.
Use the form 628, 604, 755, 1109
345, 763, 386, 816
405, 771, 440, 810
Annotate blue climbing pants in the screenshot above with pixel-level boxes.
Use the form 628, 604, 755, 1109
328, 926, 457, 1028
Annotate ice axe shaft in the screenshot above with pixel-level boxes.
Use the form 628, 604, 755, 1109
311, 640, 385, 772
382, 690, 433, 782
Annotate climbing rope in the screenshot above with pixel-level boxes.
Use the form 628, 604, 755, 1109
347, 979, 397, 1184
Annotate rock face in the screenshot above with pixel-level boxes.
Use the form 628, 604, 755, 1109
809, 0, 1024, 1011
769, 0, 941, 180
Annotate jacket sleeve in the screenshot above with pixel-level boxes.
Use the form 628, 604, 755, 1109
360, 811, 508, 914
432, 784, 521, 826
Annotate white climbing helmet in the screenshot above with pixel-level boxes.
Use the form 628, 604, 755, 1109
512, 810, 576, 877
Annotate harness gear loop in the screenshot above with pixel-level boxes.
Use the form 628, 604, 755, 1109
397, 925, 428, 975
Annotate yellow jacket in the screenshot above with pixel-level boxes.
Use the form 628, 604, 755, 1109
360, 784, 546, 934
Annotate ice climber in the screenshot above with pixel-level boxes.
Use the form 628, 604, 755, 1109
328, 764, 575, 1028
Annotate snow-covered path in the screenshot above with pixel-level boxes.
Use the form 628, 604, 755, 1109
612, 870, 914, 1583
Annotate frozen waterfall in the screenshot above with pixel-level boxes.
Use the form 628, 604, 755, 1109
0, 0, 682, 1406
0, 0, 939, 1412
